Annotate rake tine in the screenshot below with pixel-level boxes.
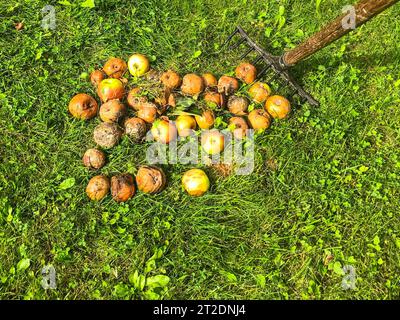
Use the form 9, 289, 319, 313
229, 38, 246, 50
265, 72, 279, 84
222, 28, 239, 47
257, 65, 270, 79
252, 55, 263, 65
239, 47, 254, 60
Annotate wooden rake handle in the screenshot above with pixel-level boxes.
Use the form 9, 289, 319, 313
282, 0, 399, 67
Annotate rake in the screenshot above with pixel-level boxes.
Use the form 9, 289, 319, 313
223, 0, 398, 107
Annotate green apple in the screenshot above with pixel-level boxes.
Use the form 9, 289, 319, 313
128, 53, 150, 77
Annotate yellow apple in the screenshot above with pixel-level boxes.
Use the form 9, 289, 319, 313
128, 53, 150, 77
201, 129, 225, 155
182, 169, 210, 196
176, 115, 197, 137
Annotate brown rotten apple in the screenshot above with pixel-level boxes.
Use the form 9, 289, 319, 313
176, 114, 197, 137
181, 74, 205, 96
136, 166, 166, 194
248, 82, 271, 103
204, 91, 224, 107
103, 57, 127, 79
127, 87, 148, 111
124, 117, 147, 142
68, 93, 98, 120
151, 119, 177, 144
93, 122, 122, 149
137, 102, 158, 123
90, 70, 106, 87
248, 109, 271, 131
202, 73, 218, 88
218, 76, 239, 95
111, 174, 136, 202
160, 70, 182, 89
99, 100, 126, 123
97, 78, 125, 102
195, 110, 215, 130
182, 168, 210, 197
227, 96, 249, 115
82, 148, 106, 170
229, 117, 249, 140
86, 175, 110, 201
145, 69, 162, 82
235, 62, 257, 84
265, 95, 291, 119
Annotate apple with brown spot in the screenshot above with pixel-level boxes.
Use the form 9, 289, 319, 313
103, 58, 127, 79
229, 117, 249, 140
68, 93, 98, 120
235, 62, 257, 84
248, 82, 271, 103
218, 76, 239, 95
248, 109, 271, 132
265, 95, 291, 119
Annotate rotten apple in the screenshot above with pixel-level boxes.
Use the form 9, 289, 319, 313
124, 117, 147, 142
82, 148, 106, 170
235, 62, 257, 84
204, 91, 224, 107
127, 87, 148, 111
229, 117, 249, 140
227, 96, 249, 115
181, 73, 205, 96
99, 99, 126, 123
160, 70, 182, 89
90, 70, 106, 87
202, 73, 218, 88
137, 102, 158, 123
248, 109, 271, 131
68, 93, 98, 120
111, 174, 136, 202
265, 95, 291, 119
93, 122, 123, 149
136, 165, 166, 194
248, 82, 271, 103
86, 175, 110, 201
218, 76, 239, 95
103, 57, 127, 79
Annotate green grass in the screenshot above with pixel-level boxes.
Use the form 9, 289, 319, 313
1, 0, 400, 299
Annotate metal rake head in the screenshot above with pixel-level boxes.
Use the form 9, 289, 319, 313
223, 26, 319, 107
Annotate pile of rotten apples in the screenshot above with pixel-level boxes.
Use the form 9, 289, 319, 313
68, 53, 291, 202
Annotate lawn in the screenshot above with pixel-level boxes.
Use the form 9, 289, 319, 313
0, 0, 400, 300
